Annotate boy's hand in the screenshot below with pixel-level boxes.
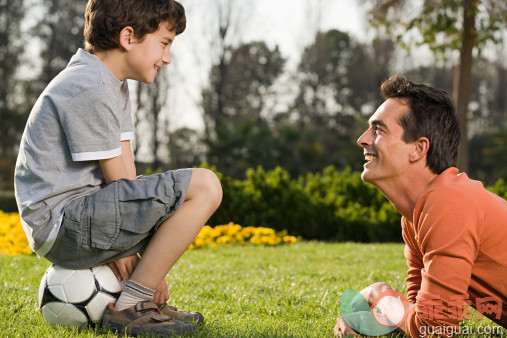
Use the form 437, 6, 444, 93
153, 279, 170, 306
108, 254, 140, 282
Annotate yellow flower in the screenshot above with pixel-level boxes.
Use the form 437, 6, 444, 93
283, 236, 297, 244
216, 236, 231, 245
187, 222, 297, 250
0, 211, 32, 256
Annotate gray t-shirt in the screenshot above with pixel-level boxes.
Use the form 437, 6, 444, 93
14, 49, 134, 257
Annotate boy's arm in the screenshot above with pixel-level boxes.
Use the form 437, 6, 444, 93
120, 140, 137, 178
100, 140, 137, 184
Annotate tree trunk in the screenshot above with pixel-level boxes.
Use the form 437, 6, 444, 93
452, 0, 477, 172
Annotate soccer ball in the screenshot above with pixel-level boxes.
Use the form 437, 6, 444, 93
39, 264, 123, 328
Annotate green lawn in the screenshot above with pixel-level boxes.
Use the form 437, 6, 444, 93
0, 242, 504, 337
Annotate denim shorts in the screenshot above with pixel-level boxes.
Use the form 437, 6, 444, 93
45, 169, 192, 269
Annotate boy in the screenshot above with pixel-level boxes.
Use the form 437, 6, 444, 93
14, 0, 223, 335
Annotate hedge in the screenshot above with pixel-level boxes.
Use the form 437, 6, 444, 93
0, 191, 17, 213
2, 166, 505, 243
205, 165, 507, 242
204, 165, 402, 242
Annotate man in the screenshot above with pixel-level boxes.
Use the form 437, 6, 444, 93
334, 75, 507, 337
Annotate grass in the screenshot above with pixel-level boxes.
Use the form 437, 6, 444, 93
0, 242, 504, 337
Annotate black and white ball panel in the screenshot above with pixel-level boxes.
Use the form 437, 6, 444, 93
39, 264, 123, 327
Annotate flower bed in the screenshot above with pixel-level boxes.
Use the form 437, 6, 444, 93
0, 212, 296, 256
0, 211, 32, 256
189, 223, 297, 250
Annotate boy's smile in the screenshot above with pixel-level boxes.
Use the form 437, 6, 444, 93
125, 22, 176, 84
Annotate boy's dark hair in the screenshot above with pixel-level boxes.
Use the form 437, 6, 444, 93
84, 0, 186, 52
380, 74, 460, 174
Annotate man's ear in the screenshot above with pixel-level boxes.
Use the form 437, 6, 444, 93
119, 26, 136, 51
409, 137, 430, 162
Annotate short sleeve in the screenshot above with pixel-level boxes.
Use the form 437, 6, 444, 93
60, 85, 122, 161
120, 81, 135, 142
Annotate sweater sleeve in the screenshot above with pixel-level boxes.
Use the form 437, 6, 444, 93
405, 188, 483, 337
402, 217, 423, 304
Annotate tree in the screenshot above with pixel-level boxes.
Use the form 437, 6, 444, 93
365, 0, 507, 171
469, 128, 507, 184
132, 72, 171, 170
290, 29, 375, 173
199, 0, 255, 138
346, 38, 396, 115
167, 127, 204, 169
203, 42, 285, 123
0, 0, 27, 188
293, 30, 354, 124
34, 0, 87, 86
202, 41, 286, 176
403, 57, 506, 183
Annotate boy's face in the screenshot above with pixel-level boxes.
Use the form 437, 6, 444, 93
357, 98, 415, 187
125, 22, 176, 84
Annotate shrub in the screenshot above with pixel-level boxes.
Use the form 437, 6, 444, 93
204, 164, 507, 242
205, 164, 402, 242
487, 178, 507, 200
0, 191, 17, 212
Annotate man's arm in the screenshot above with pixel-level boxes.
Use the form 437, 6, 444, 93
99, 140, 136, 184
334, 282, 415, 337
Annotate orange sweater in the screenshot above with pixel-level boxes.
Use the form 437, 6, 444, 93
402, 167, 507, 337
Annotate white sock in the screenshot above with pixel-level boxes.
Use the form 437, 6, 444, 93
114, 279, 155, 311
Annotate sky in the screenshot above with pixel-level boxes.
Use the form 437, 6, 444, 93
160, 0, 368, 133
244, 0, 367, 59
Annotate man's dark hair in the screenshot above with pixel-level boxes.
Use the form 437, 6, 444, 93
380, 74, 460, 174
84, 0, 186, 53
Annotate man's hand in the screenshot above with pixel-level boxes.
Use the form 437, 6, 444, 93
360, 282, 394, 305
153, 279, 170, 306
334, 316, 360, 337
335, 282, 412, 337
108, 254, 140, 282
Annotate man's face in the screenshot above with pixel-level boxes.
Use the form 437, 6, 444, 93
357, 98, 414, 186
125, 22, 176, 84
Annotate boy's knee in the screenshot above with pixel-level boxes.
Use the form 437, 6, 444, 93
188, 168, 223, 209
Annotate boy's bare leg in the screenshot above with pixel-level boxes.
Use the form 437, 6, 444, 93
129, 168, 222, 290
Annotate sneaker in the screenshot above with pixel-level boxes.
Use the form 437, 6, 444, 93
159, 304, 204, 326
101, 301, 195, 336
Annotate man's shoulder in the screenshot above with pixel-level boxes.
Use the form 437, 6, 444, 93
415, 171, 507, 230
423, 170, 502, 210
421, 181, 480, 213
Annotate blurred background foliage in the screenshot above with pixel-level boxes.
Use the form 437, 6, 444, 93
147, 164, 505, 242
0, 0, 505, 241
207, 164, 404, 242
